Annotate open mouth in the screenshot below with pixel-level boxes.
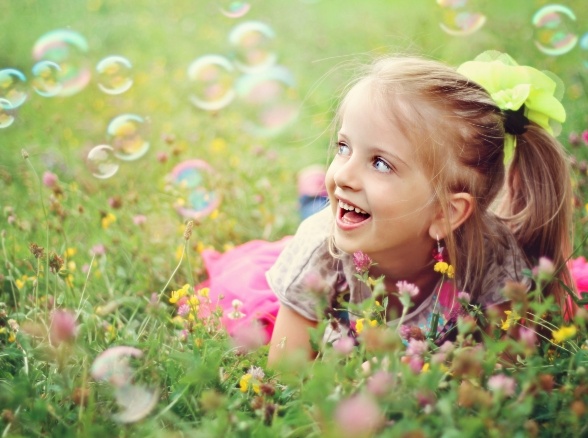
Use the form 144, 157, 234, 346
338, 200, 371, 225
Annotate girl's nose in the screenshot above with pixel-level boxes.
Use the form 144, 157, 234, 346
332, 157, 360, 191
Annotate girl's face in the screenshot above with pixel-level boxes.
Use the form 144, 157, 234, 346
325, 81, 438, 266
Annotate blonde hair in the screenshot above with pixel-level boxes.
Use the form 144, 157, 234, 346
334, 55, 574, 317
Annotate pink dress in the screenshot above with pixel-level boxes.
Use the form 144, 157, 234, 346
199, 237, 291, 340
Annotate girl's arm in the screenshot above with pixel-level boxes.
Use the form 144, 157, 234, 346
267, 304, 317, 366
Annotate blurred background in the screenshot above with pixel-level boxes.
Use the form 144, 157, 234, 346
1, 0, 587, 256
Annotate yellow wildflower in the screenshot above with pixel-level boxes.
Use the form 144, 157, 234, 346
356, 318, 377, 334
500, 310, 521, 331
65, 247, 77, 258
239, 374, 260, 394
356, 318, 365, 334
0, 328, 6, 334
15, 278, 26, 290
434, 262, 449, 274
169, 284, 190, 304
101, 213, 116, 229
447, 265, 455, 279
210, 209, 219, 220
8, 333, 16, 343
422, 363, 430, 373
197, 287, 210, 297
552, 325, 577, 343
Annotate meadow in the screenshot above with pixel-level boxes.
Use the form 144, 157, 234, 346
1, 0, 588, 436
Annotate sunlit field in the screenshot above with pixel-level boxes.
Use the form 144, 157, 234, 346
2, 1, 588, 436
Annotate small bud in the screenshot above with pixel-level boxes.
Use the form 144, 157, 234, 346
21, 149, 29, 159
183, 221, 194, 241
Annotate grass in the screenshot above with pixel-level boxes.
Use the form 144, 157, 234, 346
1, 0, 588, 436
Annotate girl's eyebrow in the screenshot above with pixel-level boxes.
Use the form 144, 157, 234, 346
371, 147, 410, 169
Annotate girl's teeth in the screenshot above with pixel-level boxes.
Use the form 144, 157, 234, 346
339, 201, 367, 215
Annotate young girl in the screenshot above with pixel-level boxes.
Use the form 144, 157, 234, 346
199, 52, 575, 364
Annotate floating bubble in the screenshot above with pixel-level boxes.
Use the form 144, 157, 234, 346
437, 0, 486, 36
228, 21, 277, 73
32, 29, 91, 96
0, 99, 15, 129
236, 66, 299, 137
87, 145, 119, 179
107, 114, 150, 161
532, 4, 578, 56
187, 55, 236, 111
219, 1, 251, 18
31, 60, 63, 97
0, 69, 27, 108
581, 33, 588, 69
112, 384, 159, 424
96, 56, 133, 95
169, 160, 221, 220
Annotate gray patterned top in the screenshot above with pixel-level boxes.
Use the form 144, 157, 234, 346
266, 207, 531, 342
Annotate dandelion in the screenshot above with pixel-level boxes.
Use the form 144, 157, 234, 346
353, 251, 372, 274
487, 374, 516, 397
552, 325, 577, 343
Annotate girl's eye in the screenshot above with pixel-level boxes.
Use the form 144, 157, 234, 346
373, 157, 392, 173
337, 142, 350, 156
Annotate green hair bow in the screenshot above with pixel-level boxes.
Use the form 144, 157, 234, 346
457, 51, 566, 164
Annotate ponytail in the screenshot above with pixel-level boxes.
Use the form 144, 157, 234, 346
498, 124, 576, 318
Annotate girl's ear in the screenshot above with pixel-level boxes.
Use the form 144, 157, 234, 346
428, 192, 474, 240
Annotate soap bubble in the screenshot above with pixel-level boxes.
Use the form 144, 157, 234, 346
0, 69, 27, 108
169, 160, 221, 220
236, 66, 299, 137
96, 56, 133, 95
32, 29, 91, 96
437, 0, 486, 36
229, 21, 277, 73
112, 384, 159, 424
107, 114, 150, 161
0, 99, 15, 129
219, 1, 251, 18
31, 61, 63, 97
581, 33, 588, 69
532, 4, 578, 56
87, 145, 119, 179
187, 55, 236, 111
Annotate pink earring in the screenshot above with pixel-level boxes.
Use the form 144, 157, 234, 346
433, 234, 445, 262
